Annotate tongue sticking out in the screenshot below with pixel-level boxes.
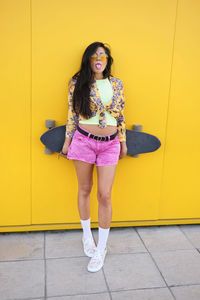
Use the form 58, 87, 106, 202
96, 63, 101, 70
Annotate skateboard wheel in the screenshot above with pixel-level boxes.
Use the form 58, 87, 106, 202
132, 124, 142, 132
45, 147, 54, 154
45, 120, 55, 128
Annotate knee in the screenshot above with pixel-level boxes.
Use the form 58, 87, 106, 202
79, 183, 93, 197
97, 190, 112, 206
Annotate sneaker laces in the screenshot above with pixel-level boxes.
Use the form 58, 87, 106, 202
89, 248, 105, 267
83, 236, 96, 251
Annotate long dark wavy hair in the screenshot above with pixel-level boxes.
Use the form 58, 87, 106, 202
70, 42, 114, 119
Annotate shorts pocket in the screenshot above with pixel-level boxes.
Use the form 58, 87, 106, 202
73, 132, 90, 146
110, 135, 119, 145
75, 132, 87, 142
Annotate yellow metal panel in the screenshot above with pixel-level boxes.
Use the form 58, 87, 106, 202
2, 0, 199, 232
0, 0, 31, 226
159, 0, 200, 218
31, 0, 176, 224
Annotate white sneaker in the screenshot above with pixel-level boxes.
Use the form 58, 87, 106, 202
87, 247, 107, 272
82, 236, 96, 257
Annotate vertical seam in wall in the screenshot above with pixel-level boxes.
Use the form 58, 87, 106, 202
30, 0, 32, 224
158, 0, 179, 217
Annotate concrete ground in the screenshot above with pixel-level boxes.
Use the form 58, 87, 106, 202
0, 224, 200, 300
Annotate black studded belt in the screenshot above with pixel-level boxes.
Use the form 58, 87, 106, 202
77, 125, 118, 142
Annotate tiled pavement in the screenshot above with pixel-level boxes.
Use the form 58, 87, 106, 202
0, 224, 200, 300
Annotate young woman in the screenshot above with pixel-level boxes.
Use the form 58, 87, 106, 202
60, 42, 127, 272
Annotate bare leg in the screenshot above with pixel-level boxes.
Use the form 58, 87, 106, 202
73, 160, 94, 220
96, 164, 118, 228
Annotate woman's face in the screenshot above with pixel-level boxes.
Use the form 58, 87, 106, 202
90, 47, 108, 78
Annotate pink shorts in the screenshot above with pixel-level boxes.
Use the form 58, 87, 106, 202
67, 124, 121, 166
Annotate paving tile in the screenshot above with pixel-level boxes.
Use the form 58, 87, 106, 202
46, 257, 108, 297
152, 249, 200, 286
0, 232, 44, 261
136, 225, 193, 252
92, 227, 147, 254
45, 229, 85, 258
180, 224, 200, 248
111, 287, 174, 299
2, 226, 200, 300
171, 284, 200, 300
103, 253, 166, 291
47, 293, 110, 300
0, 259, 44, 300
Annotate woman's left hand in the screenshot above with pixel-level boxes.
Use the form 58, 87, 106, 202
119, 141, 127, 159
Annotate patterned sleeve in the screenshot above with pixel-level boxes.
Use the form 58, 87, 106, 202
117, 80, 126, 142
65, 78, 79, 138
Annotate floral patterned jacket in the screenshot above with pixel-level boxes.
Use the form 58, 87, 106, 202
65, 75, 126, 142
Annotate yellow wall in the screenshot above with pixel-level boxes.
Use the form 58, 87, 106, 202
1, 0, 200, 232
0, 0, 31, 227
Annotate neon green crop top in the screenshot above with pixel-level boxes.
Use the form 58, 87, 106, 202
79, 77, 117, 126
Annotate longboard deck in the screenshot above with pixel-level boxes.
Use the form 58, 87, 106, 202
40, 125, 161, 156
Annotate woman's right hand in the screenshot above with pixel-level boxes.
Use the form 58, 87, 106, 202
59, 137, 72, 158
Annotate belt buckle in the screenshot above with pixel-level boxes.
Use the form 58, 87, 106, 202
96, 135, 104, 141
101, 136, 107, 141
97, 136, 102, 141
91, 134, 108, 141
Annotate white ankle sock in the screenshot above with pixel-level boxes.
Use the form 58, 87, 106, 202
80, 218, 93, 240
97, 226, 110, 251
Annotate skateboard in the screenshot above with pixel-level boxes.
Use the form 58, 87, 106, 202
40, 120, 161, 157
